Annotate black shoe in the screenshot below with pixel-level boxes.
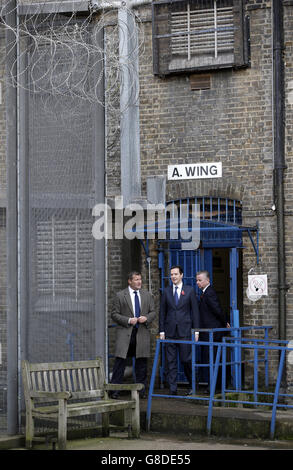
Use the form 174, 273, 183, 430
110, 391, 120, 399
170, 390, 177, 396
185, 389, 193, 396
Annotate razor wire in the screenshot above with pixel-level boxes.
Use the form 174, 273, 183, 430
0, 0, 145, 114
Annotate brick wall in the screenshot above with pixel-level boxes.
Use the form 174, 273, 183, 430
133, 0, 291, 385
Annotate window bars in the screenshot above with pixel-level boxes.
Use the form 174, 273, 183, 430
170, 0, 234, 60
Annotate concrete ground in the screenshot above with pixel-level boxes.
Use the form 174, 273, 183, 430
5, 430, 293, 451
2, 392, 293, 453
45, 431, 293, 451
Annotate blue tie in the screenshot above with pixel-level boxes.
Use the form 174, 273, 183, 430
174, 286, 179, 306
134, 291, 140, 327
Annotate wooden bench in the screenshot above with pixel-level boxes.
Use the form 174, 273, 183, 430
21, 358, 143, 449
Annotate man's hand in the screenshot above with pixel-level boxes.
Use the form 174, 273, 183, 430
138, 316, 147, 323
194, 332, 199, 342
159, 332, 165, 340
129, 317, 138, 326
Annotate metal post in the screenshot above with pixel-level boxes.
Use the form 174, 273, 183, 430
207, 344, 222, 435
93, 24, 106, 363
146, 339, 161, 431
5, 0, 18, 435
270, 348, 286, 439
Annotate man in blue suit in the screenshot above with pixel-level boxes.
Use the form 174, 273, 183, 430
159, 265, 200, 395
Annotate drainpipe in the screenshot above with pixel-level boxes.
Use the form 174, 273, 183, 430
272, 0, 286, 341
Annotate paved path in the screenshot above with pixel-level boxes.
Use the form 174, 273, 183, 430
26, 431, 292, 451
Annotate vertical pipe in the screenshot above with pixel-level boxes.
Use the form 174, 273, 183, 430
272, 0, 286, 343
5, 0, 18, 435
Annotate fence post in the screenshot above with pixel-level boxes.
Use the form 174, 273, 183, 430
146, 339, 161, 431
270, 348, 286, 439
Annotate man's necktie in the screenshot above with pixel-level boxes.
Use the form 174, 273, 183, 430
134, 291, 140, 327
174, 286, 179, 306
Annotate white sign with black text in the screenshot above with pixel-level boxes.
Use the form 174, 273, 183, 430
168, 162, 222, 180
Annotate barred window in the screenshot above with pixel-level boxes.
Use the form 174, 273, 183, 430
33, 210, 94, 302
152, 0, 250, 76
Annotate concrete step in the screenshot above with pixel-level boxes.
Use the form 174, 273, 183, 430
140, 394, 293, 441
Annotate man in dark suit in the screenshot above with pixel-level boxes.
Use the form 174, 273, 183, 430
196, 270, 230, 388
159, 265, 200, 395
110, 271, 156, 399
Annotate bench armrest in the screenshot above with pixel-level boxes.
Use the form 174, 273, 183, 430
104, 383, 144, 392
30, 391, 72, 400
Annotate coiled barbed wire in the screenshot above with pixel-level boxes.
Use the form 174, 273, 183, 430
0, 0, 145, 114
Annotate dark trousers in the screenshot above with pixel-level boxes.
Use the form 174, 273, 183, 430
165, 330, 192, 392
111, 328, 148, 391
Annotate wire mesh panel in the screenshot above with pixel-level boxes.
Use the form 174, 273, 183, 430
22, 16, 99, 364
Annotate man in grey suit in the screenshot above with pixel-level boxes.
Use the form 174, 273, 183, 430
110, 271, 156, 399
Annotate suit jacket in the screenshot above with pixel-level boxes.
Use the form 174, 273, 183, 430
199, 285, 227, 331
159, 284, 200, 338
111, 288, 156, 359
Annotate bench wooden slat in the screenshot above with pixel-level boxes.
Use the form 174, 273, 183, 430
55, 371, 61, 392
32, 399, 135, 417
93, 368, 99, 388
43, 371, 49, 392
77, 369, 83, 391
49, 370, 54, 392
72, 369, 78, 391
60, 370, 66, 390
88, 368, 94, 390
31, 372, 37, 391
83, 369, 89, 390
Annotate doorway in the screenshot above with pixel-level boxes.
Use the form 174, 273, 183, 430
160, 245, 242, 325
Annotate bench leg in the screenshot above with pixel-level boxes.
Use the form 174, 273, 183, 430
130, 391, 140, 438
25, 411, 34, 449
58, 399, 68, 450
102, 413, 110, 437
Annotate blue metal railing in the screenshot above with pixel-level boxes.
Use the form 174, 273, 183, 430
146, 328, 293, 439
158, 325, 273, 389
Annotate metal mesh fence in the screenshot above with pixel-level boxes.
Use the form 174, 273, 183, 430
0, 0, 145, 435
25, 42, 97, 364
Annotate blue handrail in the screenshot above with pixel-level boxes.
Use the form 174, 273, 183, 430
146, 328, 293, 439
